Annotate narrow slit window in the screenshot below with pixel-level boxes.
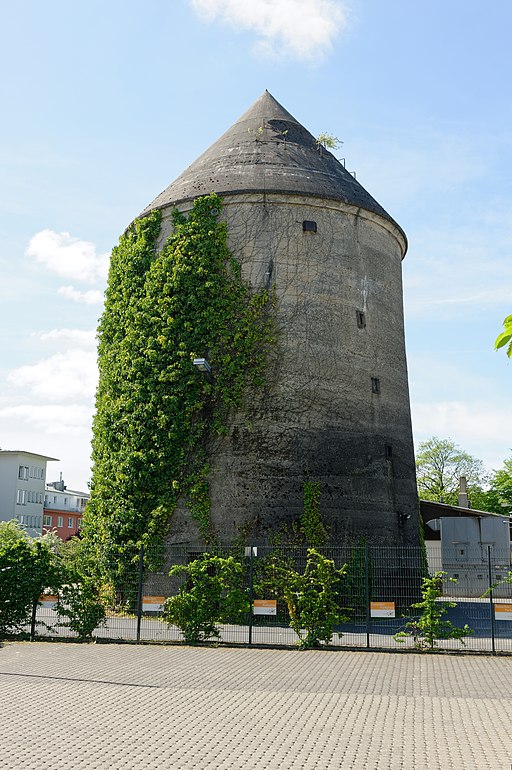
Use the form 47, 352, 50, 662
356, 310, 366, 329
371, 377, 381, 394
385, 444, 393, 460
302, 220, 317, 232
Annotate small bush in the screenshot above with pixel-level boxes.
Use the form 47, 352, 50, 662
163, 554, 249, 644
266, 548, 349, 649
54, 578, 106, 639
394, 571, 472, 650
0, 523, 58, 638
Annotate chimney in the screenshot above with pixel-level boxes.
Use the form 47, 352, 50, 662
458, 476, 470, 508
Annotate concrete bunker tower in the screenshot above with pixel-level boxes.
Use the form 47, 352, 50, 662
141, 91, 419, 546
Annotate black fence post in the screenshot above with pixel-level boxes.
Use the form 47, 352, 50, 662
248, 546, 254, 646
365, 544, 371, 649
487, 545, 496, 655
136, 543, 144, 644
30, 596, 38, 642
30, 540, 42, 642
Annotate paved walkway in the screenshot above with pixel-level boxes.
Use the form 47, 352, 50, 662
1, 642, 511, 769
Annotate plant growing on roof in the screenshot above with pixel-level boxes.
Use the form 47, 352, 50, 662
315, 133, 342, 156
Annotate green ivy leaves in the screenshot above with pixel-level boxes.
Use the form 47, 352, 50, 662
301, 481, 327, 547
84, 194, 273, 579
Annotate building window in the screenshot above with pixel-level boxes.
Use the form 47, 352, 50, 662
68, 517, 73, 528
385, 444, 393, 461
57, 516, 63, 527
16, 489, 27, 505
18, 465, 28, 480
43, 515, 52, 527
302, 220, 317, 232
64, 497, 68, 505
356, 310, 366, 329
371, 377, 381, 394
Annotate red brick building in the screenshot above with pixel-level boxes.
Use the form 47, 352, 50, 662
43, 478, 89, 539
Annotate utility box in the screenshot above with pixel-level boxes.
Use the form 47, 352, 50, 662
440, 516, 511, 597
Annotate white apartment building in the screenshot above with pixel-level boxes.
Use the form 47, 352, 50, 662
0, 450, 58, 537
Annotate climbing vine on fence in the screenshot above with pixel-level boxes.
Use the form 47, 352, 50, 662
83, 194, 273, 582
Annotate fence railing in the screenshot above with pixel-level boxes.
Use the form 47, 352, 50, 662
29, 543, 512, 654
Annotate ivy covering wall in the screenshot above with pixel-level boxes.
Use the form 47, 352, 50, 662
83, 194, 273, 577
301, 481, 327, 547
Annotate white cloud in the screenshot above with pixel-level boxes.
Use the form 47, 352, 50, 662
35, 328, 97, 348
190, 0, 350, 59
26, 229, 109, 283
7, 350, 98, 402
58, 285, 104, 305
402, 219, 512, 317
411, 400, 512, 473
0, 406, 94, 489
0, 403, 93, 435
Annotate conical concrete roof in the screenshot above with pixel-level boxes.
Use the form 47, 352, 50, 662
140, 91, 404, 239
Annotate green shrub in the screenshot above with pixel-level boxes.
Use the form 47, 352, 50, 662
269, 548, 349, 649
394, 571, 472, 649
54, 577, 106, 639
0, 522, 59, 638
163, 554, 249, 644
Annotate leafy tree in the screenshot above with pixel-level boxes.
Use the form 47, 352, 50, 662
0, 519, 29, 545
394, 572, 472, 649
163, 554, 250, 644
495, 314, 512, 357
486, 454, 512, 514
416, 436, 484, 505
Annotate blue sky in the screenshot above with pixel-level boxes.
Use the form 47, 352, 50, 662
1, 0, 511, 490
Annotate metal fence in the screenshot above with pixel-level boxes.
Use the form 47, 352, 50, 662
30, 544, 512, 654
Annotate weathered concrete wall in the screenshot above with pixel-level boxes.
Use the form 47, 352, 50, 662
158, 193, 419, 546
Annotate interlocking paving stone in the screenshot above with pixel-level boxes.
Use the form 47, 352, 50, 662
1, 642, 511, 769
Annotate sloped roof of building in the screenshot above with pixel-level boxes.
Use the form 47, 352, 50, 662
421, 499, 510, 519
139, 91, 406, 244
0, 450, 59, 462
